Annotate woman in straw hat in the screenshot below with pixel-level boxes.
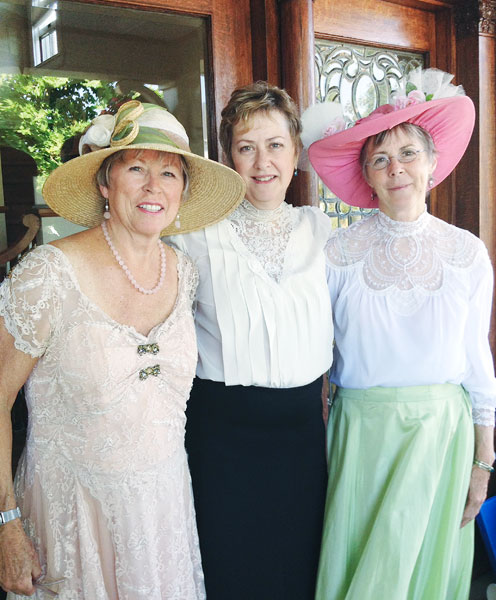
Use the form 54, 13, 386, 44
168, 82, 333, 600
0, 100, 244, 599
302, 68, 496, 599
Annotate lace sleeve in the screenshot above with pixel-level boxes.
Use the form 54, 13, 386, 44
0, 246, 65, 357
324, 230, 351, 307
324, 228, 349, 268
176, 251, 199, 306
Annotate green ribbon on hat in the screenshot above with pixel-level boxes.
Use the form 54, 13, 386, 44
129, 126, 180, 148
109, 100, 180, 149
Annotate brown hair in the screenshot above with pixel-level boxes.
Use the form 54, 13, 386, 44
219, 81, 302, 167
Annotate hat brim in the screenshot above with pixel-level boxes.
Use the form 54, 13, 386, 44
308, 95, 475, 209
42, 142, 246, 236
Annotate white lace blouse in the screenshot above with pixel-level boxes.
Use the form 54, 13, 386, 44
169, 199, 334, 388
325, 208, 496, 426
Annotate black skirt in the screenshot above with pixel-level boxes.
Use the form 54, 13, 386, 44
185, 377, 328, 600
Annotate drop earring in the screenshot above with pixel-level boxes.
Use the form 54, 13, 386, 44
175, 211, 181, 229
293, 168, 298, 177
428, 176, 435, 190
103, 198, 111, 220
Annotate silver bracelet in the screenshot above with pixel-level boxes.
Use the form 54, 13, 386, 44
473, 459, 495, 473
0, 507, 21, 526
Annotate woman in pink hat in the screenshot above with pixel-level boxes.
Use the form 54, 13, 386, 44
303, 68, 496, 599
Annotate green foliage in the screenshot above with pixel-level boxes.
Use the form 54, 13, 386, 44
0, 75, 117, 179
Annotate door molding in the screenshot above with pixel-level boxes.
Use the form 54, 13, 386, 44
69, 0, 253, 160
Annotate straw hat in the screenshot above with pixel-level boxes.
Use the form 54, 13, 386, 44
301, 68, 475, 209
43, 100, 246, 235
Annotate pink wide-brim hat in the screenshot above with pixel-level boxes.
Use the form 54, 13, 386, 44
307, 95, 475, 209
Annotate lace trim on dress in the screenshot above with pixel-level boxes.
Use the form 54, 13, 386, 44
0, 246, 199, 354
0, 248, 74, 357
229, 198, 294, 282
326, 209, 481, 315
3, 244, 205, 599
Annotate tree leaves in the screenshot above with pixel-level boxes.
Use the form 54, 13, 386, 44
0, 75, 116, 180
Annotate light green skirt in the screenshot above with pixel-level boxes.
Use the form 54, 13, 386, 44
316, 384, 474, 600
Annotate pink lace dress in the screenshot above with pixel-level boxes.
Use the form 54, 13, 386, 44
0, 245, 205, 600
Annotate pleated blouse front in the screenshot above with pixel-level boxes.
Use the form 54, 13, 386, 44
169, 199, 334, 388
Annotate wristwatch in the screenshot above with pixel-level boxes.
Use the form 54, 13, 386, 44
0, 507, 21, 526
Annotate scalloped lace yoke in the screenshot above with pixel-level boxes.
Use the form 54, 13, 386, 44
326, 209, 480, 310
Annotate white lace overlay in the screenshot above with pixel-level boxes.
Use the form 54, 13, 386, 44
228, 198, 295, 282
325, 210, 496, 427
0, 245, 205, 600
326, 209, 480, 316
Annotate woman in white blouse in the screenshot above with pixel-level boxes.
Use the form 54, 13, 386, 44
304, 68, 496, 599
169, 82, 333, 600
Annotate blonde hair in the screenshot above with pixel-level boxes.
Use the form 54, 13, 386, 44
96, 149, 190, 201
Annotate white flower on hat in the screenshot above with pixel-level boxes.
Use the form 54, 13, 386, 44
392, 67, 465, 105
301, 102, 346, 149
78, 113, 116, 155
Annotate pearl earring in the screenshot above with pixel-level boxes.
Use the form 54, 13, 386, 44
103, 198, 111, 220
428, 176, 435, 189
175, 211, 181, 229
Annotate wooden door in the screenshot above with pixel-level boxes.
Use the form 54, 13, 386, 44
72, 0, 254, 161
313, 0, 457, 225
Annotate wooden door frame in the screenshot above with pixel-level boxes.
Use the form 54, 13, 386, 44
69, 0, 254, 161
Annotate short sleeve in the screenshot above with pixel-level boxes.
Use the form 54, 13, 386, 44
0, 246, 66, 357
175, 249, 199, 304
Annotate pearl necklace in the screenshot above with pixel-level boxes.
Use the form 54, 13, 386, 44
101, 222, 166, 295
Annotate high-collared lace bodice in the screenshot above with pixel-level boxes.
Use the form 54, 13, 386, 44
326, 208, 480, 315
228, 199, 294, 282
168, 200, 334, 387
1, 245, 205, 600
325, 209, 496, 426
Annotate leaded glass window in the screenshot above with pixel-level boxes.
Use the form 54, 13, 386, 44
315, 40, 425, 227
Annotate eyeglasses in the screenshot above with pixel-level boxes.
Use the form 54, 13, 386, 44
366, 148, 425, 171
